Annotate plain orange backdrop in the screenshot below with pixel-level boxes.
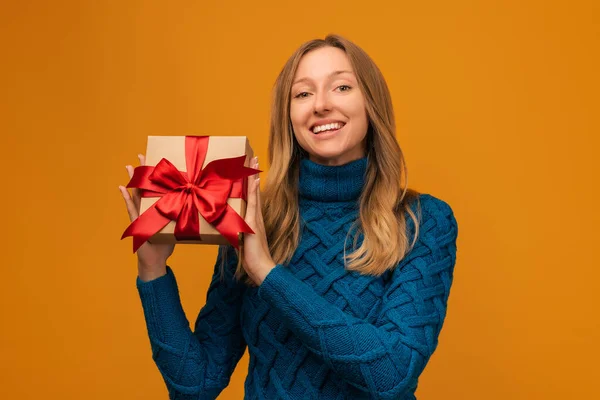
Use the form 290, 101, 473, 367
0, 1, 598, 399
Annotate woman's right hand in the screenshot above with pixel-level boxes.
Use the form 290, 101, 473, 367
119, 154, 175, 281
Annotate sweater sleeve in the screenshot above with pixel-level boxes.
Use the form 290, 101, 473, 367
257, 197, 458, 399
136, 245, 247, 400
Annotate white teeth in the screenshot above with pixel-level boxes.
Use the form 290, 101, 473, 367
312, 122, 344, 134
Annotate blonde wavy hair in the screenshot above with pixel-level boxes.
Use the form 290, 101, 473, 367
223, 34, 422, 284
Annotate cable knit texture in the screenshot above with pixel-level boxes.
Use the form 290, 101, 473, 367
136, 156, 459, 399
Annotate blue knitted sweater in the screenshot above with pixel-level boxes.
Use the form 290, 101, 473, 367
136, 157, 458, 399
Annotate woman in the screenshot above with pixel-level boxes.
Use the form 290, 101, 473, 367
120, 34, 459, 399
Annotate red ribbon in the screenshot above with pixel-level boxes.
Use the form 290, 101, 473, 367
121, 136, 260, 252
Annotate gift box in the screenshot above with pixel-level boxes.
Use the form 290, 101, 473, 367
121, 135, 259, 252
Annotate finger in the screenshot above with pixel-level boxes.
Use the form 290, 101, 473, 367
254, 159, 265, 229
119, 185, 139, 222
254, 159, 261, 203
126, 164, 134, 179
246, 160, 257, 224
255, 178, 265, 230
256, 177, 262, 211
126, 165, 141, 211
135, 155, 145, 209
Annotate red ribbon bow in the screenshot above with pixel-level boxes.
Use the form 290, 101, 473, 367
121, 136, 260, 252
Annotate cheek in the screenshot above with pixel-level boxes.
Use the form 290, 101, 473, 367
338, 94, 366, 120
350, 100, 367, 119
290, 103, 310, 124
347, 102, 369, 139
289, 112, 303, 135
289, 104, 298, 122
347, 109, 368, 132
289, 107, 308, 144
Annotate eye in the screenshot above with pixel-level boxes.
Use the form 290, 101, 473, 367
294, 92, 310, 99
337, 85, 352, 92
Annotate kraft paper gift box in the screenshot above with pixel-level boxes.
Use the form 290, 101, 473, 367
121, 135, 257, 252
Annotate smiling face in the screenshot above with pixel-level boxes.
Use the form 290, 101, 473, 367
289, 46, 369, 166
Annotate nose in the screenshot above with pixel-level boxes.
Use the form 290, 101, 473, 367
313, 90, 331, 114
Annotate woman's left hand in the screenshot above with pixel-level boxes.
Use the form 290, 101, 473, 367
242, 156, 276, 285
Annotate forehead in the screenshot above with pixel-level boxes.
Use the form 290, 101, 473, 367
294, 46, 354, 80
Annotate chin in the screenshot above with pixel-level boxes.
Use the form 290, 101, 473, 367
308, 151, 357, 166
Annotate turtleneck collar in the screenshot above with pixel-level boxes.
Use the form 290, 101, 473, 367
298, 156, 368, 202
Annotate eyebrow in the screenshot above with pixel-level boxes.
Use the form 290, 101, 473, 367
292, 70, 354, 86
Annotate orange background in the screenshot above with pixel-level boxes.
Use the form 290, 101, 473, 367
1, 1, 598, 399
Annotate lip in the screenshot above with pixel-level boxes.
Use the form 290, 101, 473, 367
309, 119, 346, 130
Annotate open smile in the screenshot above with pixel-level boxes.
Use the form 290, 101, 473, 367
311, 123, 346, 139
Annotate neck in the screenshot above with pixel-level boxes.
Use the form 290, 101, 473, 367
298, 156, 368, 202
